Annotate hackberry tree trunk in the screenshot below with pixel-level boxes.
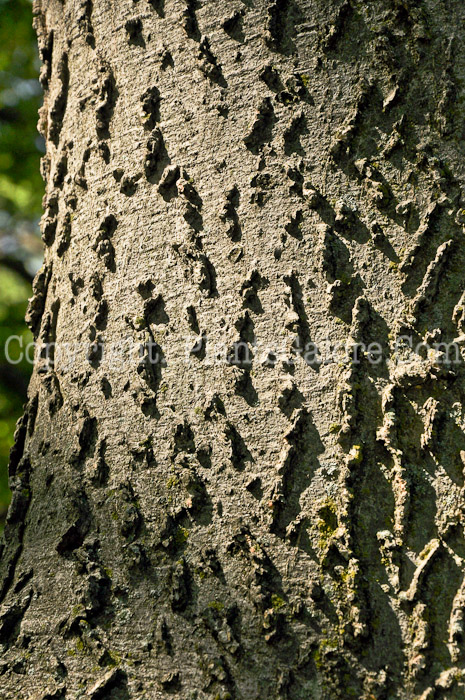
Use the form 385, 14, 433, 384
2, 0, 465, 697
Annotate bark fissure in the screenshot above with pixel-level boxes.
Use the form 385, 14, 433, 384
3, 0, 465, 697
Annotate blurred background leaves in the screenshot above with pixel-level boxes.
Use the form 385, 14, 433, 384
0, 0, 43, 526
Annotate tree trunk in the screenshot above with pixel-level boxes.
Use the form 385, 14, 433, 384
2, 0, 465, 697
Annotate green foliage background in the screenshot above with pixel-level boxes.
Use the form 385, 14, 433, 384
0, 0, 43, 525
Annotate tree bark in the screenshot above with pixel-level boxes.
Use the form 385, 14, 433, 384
2, 0, 465, 697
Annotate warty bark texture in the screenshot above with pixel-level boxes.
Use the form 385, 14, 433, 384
2, 0, 465, 698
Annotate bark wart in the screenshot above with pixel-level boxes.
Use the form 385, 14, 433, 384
2, 0, 465, 698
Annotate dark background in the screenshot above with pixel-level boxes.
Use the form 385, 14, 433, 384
0, 0, 44, 527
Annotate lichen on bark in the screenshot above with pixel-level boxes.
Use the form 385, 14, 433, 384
2, 0, 465, 698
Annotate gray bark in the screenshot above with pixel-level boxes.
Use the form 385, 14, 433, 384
2, 0, 465, 697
